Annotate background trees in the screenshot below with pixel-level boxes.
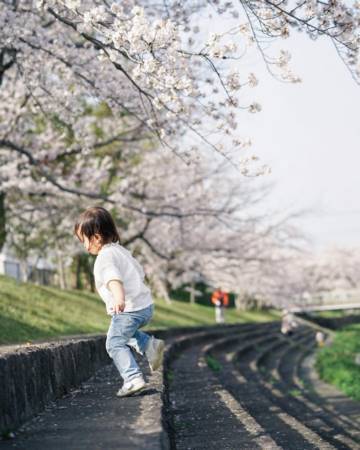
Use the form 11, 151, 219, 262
1, 0, 359, 305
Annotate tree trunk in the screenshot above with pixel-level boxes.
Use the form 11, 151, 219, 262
0, 192, 6, 252
235, 290, 249, 311
190, 280, 195, 305
19, 259, 28, 283
85, 255, 95, 292
75, 254, 82, 290
55, 243, 67, 289
152, 272, 172, 304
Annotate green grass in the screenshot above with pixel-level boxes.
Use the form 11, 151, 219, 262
205, 354, 222, 372
315, 323, 360, 401
288, 388, 302, 397
315, 310, 360, 319
165, 369, 174, 384
0, 274, 280, 345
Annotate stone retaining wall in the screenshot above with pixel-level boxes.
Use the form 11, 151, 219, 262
0, 335, 109, 434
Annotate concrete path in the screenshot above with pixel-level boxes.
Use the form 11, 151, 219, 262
2, 322, 360, 450
0, 356, 166, 450
165, 322, 360, 450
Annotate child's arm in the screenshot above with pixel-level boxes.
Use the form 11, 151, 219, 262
107, 280, 126, 314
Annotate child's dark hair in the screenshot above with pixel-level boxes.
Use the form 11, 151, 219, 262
74, 206, 121, 245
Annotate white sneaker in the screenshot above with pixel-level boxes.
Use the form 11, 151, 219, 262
116, 376, 146, 397
145, 336, 165, 372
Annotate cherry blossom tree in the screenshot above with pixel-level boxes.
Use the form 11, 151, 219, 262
2, 0, 360, 197
2, 0, 360, 303
298, 247, 360, 298
3, 135, 309, 303
226, 246, 360, 310
107, 148, 310, 302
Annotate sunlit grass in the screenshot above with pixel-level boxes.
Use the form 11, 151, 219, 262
316, 325, 360, 401
0, 274, 280, 345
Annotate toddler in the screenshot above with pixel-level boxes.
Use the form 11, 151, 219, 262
74, 206, 165, 397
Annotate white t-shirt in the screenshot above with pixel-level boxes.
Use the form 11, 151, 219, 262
93, 242, 153, 315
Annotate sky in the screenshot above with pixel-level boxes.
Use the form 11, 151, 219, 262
224, 29, 360, 251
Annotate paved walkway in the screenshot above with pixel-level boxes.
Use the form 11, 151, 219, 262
0, 356, 166, 450
2, 322, 360, 450
165, 322, 360, 450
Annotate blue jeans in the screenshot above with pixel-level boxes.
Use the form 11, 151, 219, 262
106, 304, 154, 383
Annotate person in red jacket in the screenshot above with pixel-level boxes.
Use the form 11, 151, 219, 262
211, 287, 229, 323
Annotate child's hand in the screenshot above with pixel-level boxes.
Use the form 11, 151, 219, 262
107, 280, 126, 314
114, 300, 125, 314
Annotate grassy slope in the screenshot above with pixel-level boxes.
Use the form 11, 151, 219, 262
315, 322, 360, 402
0, 274, 280, 345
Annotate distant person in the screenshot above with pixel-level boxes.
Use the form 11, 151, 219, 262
315, 331, 325, 347
281, 309, 298, 335
74, 206, 165, 397
211, 287, 229, 323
